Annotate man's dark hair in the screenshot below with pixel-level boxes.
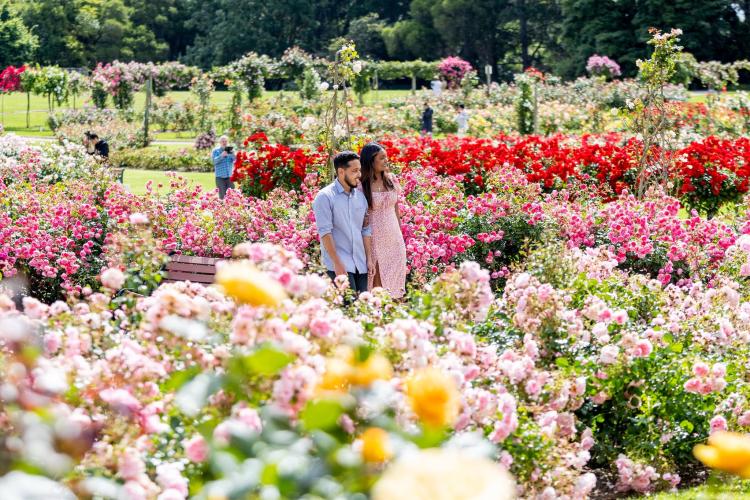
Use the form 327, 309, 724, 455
85, 131, 99, 140
333, 151, 359, 172
459, 104, 465, 109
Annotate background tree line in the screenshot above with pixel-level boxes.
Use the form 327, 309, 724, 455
1, 0, 749, 80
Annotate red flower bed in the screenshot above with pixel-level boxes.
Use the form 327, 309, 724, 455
231, 132, 326, 198
232, 131, 750, 214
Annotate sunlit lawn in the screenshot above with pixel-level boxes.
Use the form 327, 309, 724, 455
1, 89, 414, 138
123, 169, 215, 196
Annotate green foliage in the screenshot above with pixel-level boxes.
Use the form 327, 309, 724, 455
0, 0, 37, 65
110, 147, 212, 172
515, 77, 535, 135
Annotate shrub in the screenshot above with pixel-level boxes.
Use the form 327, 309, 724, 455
110, 147, 212, 172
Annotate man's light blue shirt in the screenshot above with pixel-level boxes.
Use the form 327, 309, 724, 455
312, 179, 372, 274
212, 147, 236, 178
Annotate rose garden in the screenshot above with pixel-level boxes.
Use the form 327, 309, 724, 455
4, 21, 750, 500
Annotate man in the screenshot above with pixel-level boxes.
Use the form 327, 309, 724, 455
312, 151, 373, 296
84, 132, 109, 158
421, 102, 433, 137
211, 135, 236, 199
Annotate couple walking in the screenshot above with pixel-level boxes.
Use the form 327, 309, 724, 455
312, 143, 407, 299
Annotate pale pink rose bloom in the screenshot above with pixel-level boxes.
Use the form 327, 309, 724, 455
711, 363, 727, 378
633, 339, 653, 358
524, 378, 542, 396
740, 262, 750, 277
184, 435, 209, 462
710, 415, 728, 433
101, 267, 126, 290
129, 212, 149, 225
122, 481, 148, 500
156, 462, 188, 497
712, 378, 727, 392
600, 345, 619, 364
738, 411, 750, 426
100, 388, 142, 415
613, 309, 628, 325
575, 472, 597, 495
309, 317, 332, 338
118, 448, 146, 480
236, 408, 262, 433
499, 450, 513, 468
157, 490, 185, 500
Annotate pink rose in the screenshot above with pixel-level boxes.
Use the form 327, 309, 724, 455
693, 362, 709, 377
683, 378, 701, 393
710, 415, 728, 433
100, 267, 125, 290
711, 363, 727, 378
184, 435, 208, 463
738, 411, 750, 426
600, 345, 619, 365
118, 448, 145, 480
633, 339, 652, 358
100, 388, 142, 415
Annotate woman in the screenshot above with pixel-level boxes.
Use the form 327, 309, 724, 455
359, 142, 407, 298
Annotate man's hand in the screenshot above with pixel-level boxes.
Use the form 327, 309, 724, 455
221, 151, 228, 158
334, 260, 347, 277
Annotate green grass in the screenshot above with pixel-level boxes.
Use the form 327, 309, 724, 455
0, 89, 414, 138
651, 478, 750, 499
123, 168, 214, 195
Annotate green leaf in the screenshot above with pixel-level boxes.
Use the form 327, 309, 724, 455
663, 333, 674, 344
680, 420, 694, 433
555, 357, 569, 368
161, 365, 202, 392
670, 342, 683, 353
300, 399, 344, 431
243, 344, 294, 377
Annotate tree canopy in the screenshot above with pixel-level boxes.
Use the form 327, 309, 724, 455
1, 0, 748, 79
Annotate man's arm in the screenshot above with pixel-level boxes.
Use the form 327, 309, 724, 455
313, 193, 346, 276
211, 148, 224, 166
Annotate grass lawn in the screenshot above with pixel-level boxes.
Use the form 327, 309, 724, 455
1, 89, 414, 138
652, 477, 750, 499
123, 168, 215, 196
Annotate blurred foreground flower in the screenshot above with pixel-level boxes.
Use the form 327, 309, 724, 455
693, 431, 750, 477
360, 427, 393, 463
406, 367, 460, 428
215, 260, 286, 307
318, 346, 393, 392
372, 449, 515, 500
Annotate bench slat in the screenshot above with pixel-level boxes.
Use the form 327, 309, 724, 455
165, 271, 216, 284
170, 255, 221, 265
166, 262, 217, 273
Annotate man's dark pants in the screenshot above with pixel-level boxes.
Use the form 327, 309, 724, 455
216, 177, 234, 199
327, 271, 368, 296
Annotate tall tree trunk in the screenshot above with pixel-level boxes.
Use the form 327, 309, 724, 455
519, 0, 530, 69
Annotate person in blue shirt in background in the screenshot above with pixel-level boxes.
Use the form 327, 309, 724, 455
312, 151, 373, 296
212, 135, 236, 199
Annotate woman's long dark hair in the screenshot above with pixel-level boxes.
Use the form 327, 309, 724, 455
359, 142, 394, 208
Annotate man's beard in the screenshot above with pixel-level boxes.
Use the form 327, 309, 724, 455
346, 178, 359, 189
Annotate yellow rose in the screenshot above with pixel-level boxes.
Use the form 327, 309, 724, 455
352, 353, 393, 386
317, 357, 354, 392
360, 427, 393, 463
694, 431, 750, 477
405, 367, 460, 428
215, 261, 286, 307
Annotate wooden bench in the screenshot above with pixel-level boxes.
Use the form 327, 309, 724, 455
164, 255, 221, 285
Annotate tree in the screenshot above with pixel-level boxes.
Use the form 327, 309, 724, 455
20, 0, 86, 66
0, 1, 37, 66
